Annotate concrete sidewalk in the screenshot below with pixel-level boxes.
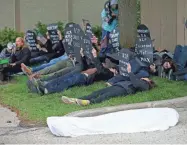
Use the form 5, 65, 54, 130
0, 96, 187, 144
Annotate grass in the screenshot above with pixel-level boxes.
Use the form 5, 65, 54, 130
0, 76, 187, 124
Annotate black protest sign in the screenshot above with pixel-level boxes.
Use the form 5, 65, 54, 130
82, 34, 93, 60
25, 30, 37, 51
119, 51, 131, 77
47, 23, 59, 45
109, 27, 120, 53
64, 23, 85, 62
135, 37, 153, 66
137, 24, 151, 38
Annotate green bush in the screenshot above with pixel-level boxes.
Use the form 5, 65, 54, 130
92, 25, 102, 42
0, 27, 24, 49
34, 21, 64, 36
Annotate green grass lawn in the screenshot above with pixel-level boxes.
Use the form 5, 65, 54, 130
0, 76, 187, 124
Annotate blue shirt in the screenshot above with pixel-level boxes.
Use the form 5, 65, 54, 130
101, 9, 118, 32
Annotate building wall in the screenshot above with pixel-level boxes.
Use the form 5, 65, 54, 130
0, 0, 104, 32
141, 0, 177, 51
19, 0, 68, 31
71, 0, 106, 26
0, 0, 15, 29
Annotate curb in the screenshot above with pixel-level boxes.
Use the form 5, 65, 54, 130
66, 96, 187, 117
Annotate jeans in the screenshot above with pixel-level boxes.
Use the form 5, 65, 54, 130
80, 86, 127, 104
29, 55, 49, 64
173, 45, 187, 71
40, 64, 82, 81
99, 29, 111, 60
44, 72, 87, 94
32, 54, 68, 72
108, 70, 149, 85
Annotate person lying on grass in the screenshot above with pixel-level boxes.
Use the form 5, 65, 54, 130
61, 63, 156, 106
28, 46, 118, 95
160, 45, 187, 80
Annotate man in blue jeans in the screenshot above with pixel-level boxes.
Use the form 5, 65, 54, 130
31, 47, 117, 95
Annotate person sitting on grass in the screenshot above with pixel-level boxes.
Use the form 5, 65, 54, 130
61, 63, 156, 106
28, 44, 118, 95
2, 37, 31, 80
0, 42, 16, 59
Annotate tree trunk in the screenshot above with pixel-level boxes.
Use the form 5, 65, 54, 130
119, 0, 137, 48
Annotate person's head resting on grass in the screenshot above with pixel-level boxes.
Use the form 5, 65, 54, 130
162, 59, 177, 73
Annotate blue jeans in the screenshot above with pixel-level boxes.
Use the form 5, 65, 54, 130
173, 45, 187, 71
44, 72, 87, 94
99, 29, 111, 59
108, 70, 149, 85
30, 55, 49, 64
32, 54, 68, 72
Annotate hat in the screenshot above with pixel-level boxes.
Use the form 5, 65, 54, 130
110, 0, 118, 5
7, 42, 14, 50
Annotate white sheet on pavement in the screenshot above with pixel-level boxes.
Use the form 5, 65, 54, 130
47, 108, 179, 137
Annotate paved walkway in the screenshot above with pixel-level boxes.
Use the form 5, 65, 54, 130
0, 97, 187, 144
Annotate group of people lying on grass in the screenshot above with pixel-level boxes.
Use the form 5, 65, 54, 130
18, 23, 187, 107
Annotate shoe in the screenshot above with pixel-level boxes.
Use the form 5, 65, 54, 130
106, 82, 112, 87
31, 78, 44, 95
44, 88, 49, 94
61, 96, 77, 104
76, 99, 90, 106
21, 63, 32, 76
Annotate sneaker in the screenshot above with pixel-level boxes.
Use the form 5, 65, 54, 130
76, 99, 90, 106
30, 78, 44, 95
21, 63, 32, 76
44, 88, 48, 94
106, 82, 112, 87
61, 96, 77, 104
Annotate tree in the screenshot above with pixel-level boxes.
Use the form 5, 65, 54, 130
118, 0, 137, 48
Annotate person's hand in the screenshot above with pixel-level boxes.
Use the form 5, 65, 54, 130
92, 48, 97, 58
91, 36, 98, 44
41, 47, 48, 53
57, 30, 63, 40
46, 32, 50, 39
10, 63, 16, 67
80, 48, 84, 57
127, 63, 131, 73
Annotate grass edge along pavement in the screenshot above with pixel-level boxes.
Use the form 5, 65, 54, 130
0, 75, 187, 125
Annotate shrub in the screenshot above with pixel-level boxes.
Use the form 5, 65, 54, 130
92, 25, 102, 42
34, 21, 64, 36
0, 27, 24, 50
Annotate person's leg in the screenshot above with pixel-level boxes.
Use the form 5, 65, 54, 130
99, 29, 110, 61
32, 56, 69, 73
177, 46, 187, 70
43, 73, 87, 94
89, 86, 127, 104
40, 66, 75, 81
107, 75, 129, 86
173, 45, 182, 65
78, 86, 127, 105
29, 55, 49, 65
38, 59, 72, 75
3, 65, 22, 74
